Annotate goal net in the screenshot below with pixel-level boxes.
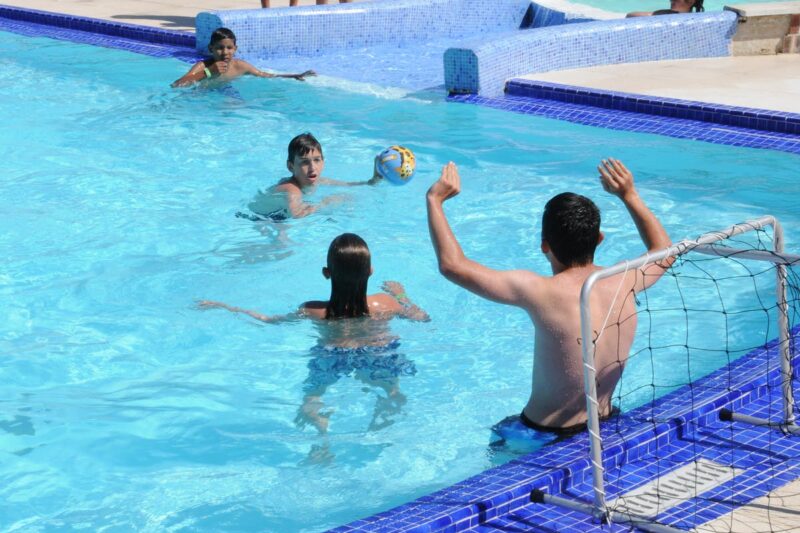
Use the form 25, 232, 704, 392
535, 216, 800, 533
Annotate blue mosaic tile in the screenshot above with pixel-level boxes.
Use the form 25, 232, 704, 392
505, 79, 800, 137
445, 11, 739, 97
448, 93, 800, 156
196, 0, 531, 57
334, 327, 800, 531
0, 4, 198, 62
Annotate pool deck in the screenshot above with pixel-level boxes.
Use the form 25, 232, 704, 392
4, 0, 800, 531
1, 0, 368, 32
517, 54, 800, 115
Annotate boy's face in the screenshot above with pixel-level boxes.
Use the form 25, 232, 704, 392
288, 148, 325, 188
209, 38, 236, 62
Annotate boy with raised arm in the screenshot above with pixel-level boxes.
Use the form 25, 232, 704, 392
242, 133, 382, 221
426, 159, 673, 436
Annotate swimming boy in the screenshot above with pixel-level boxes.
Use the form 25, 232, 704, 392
245, 132, 383, 220
171, 28, 315, 88
427, 159, 672, 432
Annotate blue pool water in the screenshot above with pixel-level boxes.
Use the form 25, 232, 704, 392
2, 31, 800, 532
575, 0, 778, 12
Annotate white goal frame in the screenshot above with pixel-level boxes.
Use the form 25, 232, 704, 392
532, 216, 800, 533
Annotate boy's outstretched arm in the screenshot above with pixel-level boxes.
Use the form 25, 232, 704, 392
426, 162, 539, 307
320, 157, 384, 187
244, 61, 316, 81
598, 158, 673, 292
381, 281, 430, 322
197, 300, 300, 324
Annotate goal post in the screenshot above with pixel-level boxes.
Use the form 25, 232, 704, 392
534, 216, 800, 532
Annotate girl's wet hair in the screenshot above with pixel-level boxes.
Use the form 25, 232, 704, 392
325, 233, 371, 319
288, 132, 324, 162
209, 27, 237, 47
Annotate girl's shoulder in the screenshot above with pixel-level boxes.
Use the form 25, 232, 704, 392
367, 293, 403, 314
300, 300, 327, 319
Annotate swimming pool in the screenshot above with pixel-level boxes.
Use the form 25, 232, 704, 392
2, 30, 799, 532
574, 0, 779, 12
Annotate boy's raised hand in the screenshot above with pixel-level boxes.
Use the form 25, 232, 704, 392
598, 158, 636, 200
427, 162, 461, 203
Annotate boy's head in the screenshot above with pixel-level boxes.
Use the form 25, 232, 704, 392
670, 0, 703, 12
541, 192, 602, 267
208, 28, 237, 62
287, 133, 325, 188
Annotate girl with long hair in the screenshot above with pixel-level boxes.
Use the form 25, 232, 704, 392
198, 233, 428, 433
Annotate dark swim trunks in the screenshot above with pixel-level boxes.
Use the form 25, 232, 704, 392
491, 407, 621, 451
303, 340, 416, 392
235, 209, 289, 222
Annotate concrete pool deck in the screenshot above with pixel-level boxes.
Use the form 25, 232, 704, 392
2, 0, 368, 32
3, 1, 800, 531
518, 54, 800, 115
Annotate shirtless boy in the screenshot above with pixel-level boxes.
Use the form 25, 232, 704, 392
244, 132, 382, 221
427, 159, 672, 432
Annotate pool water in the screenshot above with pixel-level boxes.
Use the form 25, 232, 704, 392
574, 0, 778, 13
2, 31, 799, 532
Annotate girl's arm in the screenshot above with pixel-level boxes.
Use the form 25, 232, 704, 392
381, 282, 430, 322
171, 61, 227, 88
197, 300, 303, 324
241, 61, 317, 81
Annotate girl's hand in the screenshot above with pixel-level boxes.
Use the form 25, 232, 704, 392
196, 300, 228, 310
381, 281, 405, 297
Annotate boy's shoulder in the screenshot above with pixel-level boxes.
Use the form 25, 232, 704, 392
272, 177, 300, 193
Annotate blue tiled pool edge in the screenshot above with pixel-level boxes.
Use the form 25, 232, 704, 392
332, 326, 800, 532
449, 89, 800, 156
0, 4, 198, 61
506, 78, 800, 137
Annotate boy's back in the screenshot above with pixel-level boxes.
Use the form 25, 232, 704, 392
426, 159, 672, 430
521, 267, 638, 428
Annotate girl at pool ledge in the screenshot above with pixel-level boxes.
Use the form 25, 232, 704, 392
198, 233, 429, 433
171, 28, 315, 88
627, 0, 704, 17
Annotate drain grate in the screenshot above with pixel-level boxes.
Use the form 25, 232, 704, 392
609, 459, 743, 518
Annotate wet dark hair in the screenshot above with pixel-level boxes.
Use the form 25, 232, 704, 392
288, 133, 324, 162
692, 0, 704, 12
325, 233, 371, 319
542, 193, 601, 267
209, 28, 236, 47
